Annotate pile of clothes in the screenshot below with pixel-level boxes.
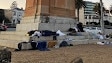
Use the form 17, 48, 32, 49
17, 41, 50, 51
27, 30, 59, 37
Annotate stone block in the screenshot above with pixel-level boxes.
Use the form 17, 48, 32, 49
38, 23, 55, 31
54, 24, 71, 31
57, 36, 67, 40
48, 16, 76, 24
16, 23, 39, 31
0, 34, 29, 41
30, 36, 53, 41
0, 40, 23, 49
0, 31, 27, 36
71, 40, 89, 45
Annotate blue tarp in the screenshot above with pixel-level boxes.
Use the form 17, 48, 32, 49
37, 41, 50, 51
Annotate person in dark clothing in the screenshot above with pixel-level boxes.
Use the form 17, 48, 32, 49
45, 16, 49, 23
77, 22, 84, 32
27, 30, 36, 36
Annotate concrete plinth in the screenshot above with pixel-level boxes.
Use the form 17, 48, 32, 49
16, 16, 76, 31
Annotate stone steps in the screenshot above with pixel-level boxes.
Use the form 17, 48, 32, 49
0, 30, 90, 49
71, 39, 99, 45
0, 34, 30, 41
0, 31, 90, 38
70, 39, 112, 45
0, 28, 98, 49
0, 30, 30, 48
0, 31, 27, 36
31, 36, 54, 41
76, 32, 93, 39
0, 35, 54, 49
0, 39, 23, 49
57, 35, 88, 44
31, 35, 88, 42
0, 33, 89, 49
0, 32, 100, 49
0, 38, 99, 49
57, 35, 86, 40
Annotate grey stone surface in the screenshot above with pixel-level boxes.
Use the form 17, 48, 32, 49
0, 34, 29, 41
17, 16, 77, 32
0, 39, 23, 48
16, 23, 39, 31
54, 24, 71, 31
49, 16, 76, 24
30, 36, 53, 41
38, 23, 55, 31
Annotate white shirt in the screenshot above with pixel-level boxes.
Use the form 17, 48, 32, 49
31, 31, 41, 37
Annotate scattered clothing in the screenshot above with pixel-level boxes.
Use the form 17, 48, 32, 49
17, 41, 50, 51
71, 27, 78, 32
41, 30, 57, 36
47, 41, 57, 48
31, 42, 37, 50
37, 41, 50, 51
18, 42, 32, 50
27, 30, 36, 36
31, 30, 41, 38
97, 42, 105, 45
56, 30, 66, 36
97, 32, 105, 40
77, 22, 84, 32
59, 41, 69, 47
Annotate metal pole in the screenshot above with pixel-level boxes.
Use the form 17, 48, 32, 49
2, 20, 4, 25
100, 0, 104, 35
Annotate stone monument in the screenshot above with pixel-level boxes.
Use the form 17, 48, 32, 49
16, 0, 76, 31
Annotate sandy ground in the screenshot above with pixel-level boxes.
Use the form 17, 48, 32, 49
10, 44, 112, 63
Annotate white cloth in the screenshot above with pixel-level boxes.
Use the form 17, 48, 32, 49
97, 42, 105, 45
31, 31, 41, 37
97, 34, 104, 40
72, 27, 78, 32
56, 30, 66, 36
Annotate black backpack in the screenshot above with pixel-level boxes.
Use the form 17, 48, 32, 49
59, 41, 69, 47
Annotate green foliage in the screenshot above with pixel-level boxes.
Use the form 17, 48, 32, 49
93, 3, 106, 16
75, 0, 85, 9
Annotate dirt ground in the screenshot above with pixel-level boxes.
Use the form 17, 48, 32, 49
10, 44, 112, 63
